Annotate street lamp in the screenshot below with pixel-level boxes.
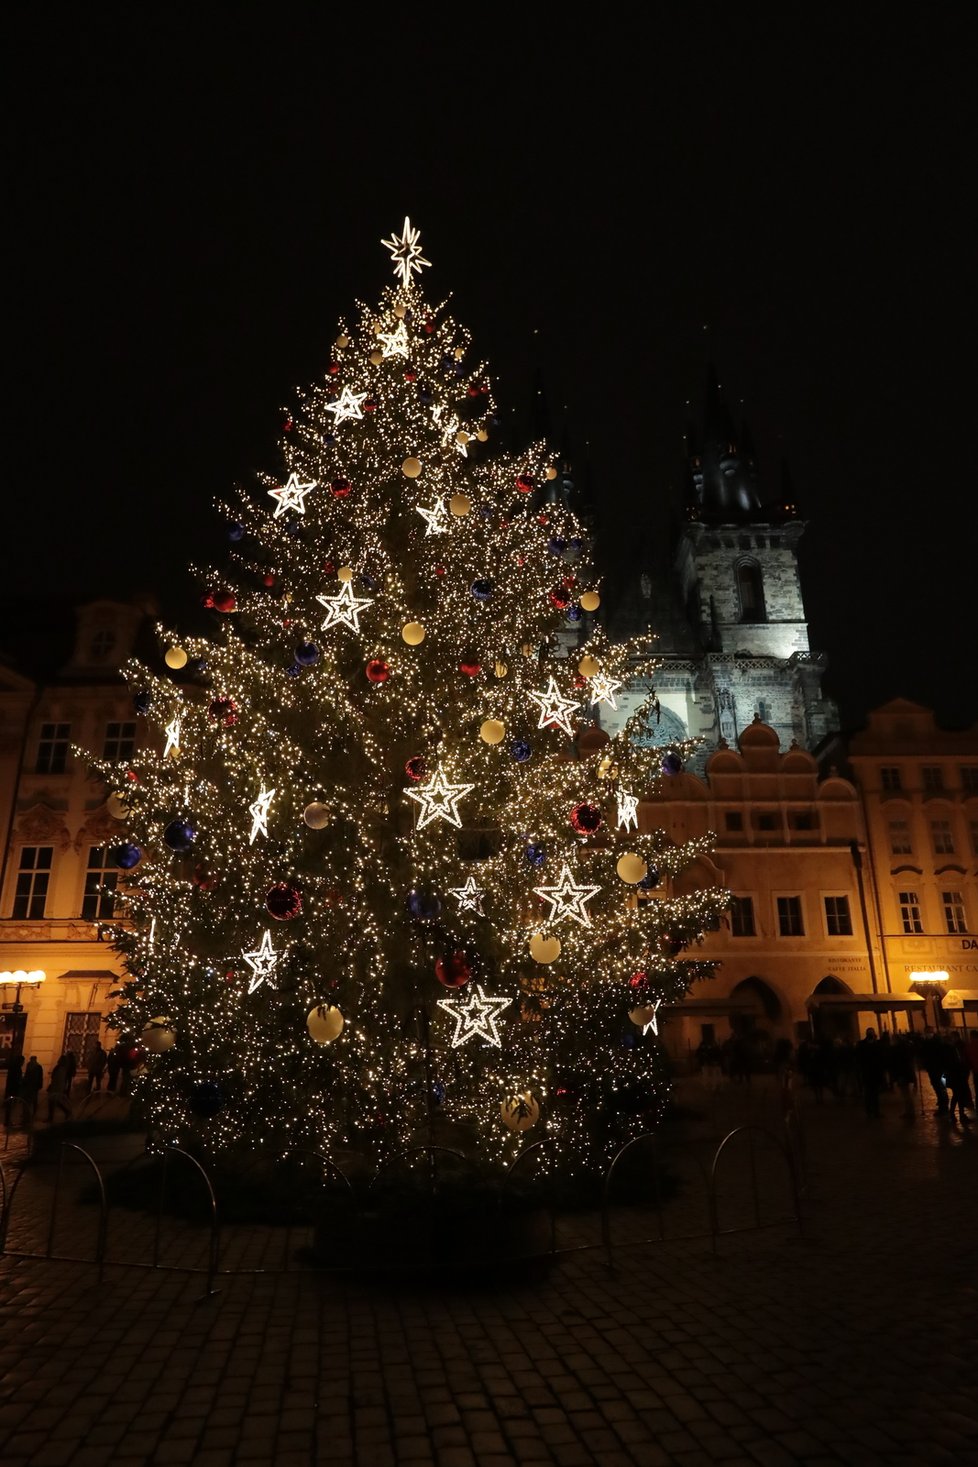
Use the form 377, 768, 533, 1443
0, 970, 46, 1015
908, 970, 949, 1030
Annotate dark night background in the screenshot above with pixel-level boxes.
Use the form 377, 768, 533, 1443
5, 7, 975, 731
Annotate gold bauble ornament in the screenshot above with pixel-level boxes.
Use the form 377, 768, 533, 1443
303, 802, 331, 829
369, 349, 383, 366
393, 304, 406, 319
402, 456, 422, 479
629, 1005, 660, 1028
617, 853, 648, 885
454, 346, 465, 360
580, 591, 601, 612
307, 1005, 344, 1044
337, 566, 354, 582
529, 932, 562, 964
335, 334, 349, 348
578, 655, 600, 677
106, 791, 130, 820
456, 430, 469, 444
402, 622, 426, 646
480, 719, 505, 745
476, 429, 489, 442
500, 1092, 540, 1132
449, 493, 471, 516
545, 466, 558, 481
164, 646, 188, 670
493, 661, 508, 679
141, 1018, 176, 1053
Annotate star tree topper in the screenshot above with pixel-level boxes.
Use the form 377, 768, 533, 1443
317, 577, 374, 634
405, 763, 474, 829
243, 930, 280, 995
533, 863, 602, 927
268, 472, 316, 519
528, 676, 580, 737
437, 983, 512, 1048
381, 216, 432, 288
448, 876, 485, 915
248, 785, 276, 844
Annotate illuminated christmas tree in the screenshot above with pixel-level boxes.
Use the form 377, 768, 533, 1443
96, 219, 726, 1177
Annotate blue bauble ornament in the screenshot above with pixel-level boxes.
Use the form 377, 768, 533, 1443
510, 739, 532, 763
418, 385, 433, 405
286, 663, 302, 678
227, 522, 245, 542
547, 536, 567, 555
431, 1081, 447, 1106
189, 1081, 224, 1118
440, 354, 453, 372
470, 579, 494, 602
478, 502, 494, 517
133, 691, 152, 715
569, 537, 583, 552
408, 890, 442, 921
113, 843, 142, 870
622, 1030, 637, 1049
639, 866, 660, 890
188, 659, 208, 676
566, 605, 582, 622
163, 819, 197, 852
294, 642, 320, 666
524, 842, 546, 868
661, 752, 683, 776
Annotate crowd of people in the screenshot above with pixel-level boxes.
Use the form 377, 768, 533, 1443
2, 1039, 132, 1127
695, 1026, 978, 1122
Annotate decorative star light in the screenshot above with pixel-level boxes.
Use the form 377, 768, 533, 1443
638, 998, 662, 1036
533, 863, 602, 928
381, 216, 432, 288
268, 471, 316, 519
448, 876, 485, 915
405, 763, 475, 830
248, 785, 276, 844
317, 577, 374, 634
528, 676, 581, 737
588, 672, 623, 710
163, 717, 181, 760
431, 403, 468, 456
324, 386, 368, 424
438, 983, 512, 1048
378, 320, 410, 358
616, 789, 639, 832
243, 930, 280, 995
416, 498, 449, 536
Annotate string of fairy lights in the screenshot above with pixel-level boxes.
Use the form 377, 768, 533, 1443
90, 217, 729, 1172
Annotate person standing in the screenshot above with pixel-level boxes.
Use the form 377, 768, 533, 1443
86, 1042, 107, 1093
4, 1051, 25, 1124
21, 1055, 43, 1114
46, 1056, 70, 1122
105, 1045, 122, 1092
889, 1034, 917, 1119
61, 1049, 78, 1097
945, 1035, 974, 1124
919, 1031, 949, 1115
855, 1027, 886, 1118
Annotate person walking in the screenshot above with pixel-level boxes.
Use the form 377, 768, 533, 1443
105, 1045, 122, 1092
855, 1027, 886, 1118
888, 1034, 917, 1119
61, 1048, 78, 1098
945, 1035, 974, 1124
21, 1055, 43, 1114
46, 1056, 70, 1122
919, 1031, 949, 1115
86, 1042, 107, 1093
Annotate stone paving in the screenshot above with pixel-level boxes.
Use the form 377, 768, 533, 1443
0, 1078, 975, 1467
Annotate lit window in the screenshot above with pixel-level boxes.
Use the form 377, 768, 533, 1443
922, 765, 944, 793
82, 846, 119, 922
824, 896, 853, 936
103, 721, 136, 762
13, 846, 53, 919
776, 896, 804, 936
888, 819, 912, 855
930, 819, 955, 855
942, 891, 968, 935
730, 896, 755, 937
880, 767, 902, 792
36, 723, 71, 775
898, 890, 923, 935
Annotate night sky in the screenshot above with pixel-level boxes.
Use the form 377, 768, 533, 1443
6, 8, 975, 731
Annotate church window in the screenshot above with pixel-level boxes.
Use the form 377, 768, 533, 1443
12, 846, 53, 919
959, 766, 978, 795
888, 819, 912, 855
756, 699, 770, 722
103, 721, 136, 762
880, 767, 902, 792
922, 765, 944, 793
823, 896, 853, 935
724, 812, 744, 832
942, 890, 968, 935
930, 819, 955, 854
36, 722, 71, 775
898, 890, 923, 934
729, 896, 755, 936
82, 846, 119, 922
736, 562, 766, 623
776, 896, 804, 936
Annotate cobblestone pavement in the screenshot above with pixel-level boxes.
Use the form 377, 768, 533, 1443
0, 1078, 975, 1467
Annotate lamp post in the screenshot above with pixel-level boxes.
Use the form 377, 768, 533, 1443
908, 970, 949, 1032
0, 970, 45, 1061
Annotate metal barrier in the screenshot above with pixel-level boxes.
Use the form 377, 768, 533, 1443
154, 1147, 221, 1298
708, 1124, 803, 1253
600, 1132, 713, 1272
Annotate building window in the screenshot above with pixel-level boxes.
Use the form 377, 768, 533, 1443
880, 767, 902, 792
62, 1013, 103, 1069
888, 819, 912, 855
754, 812, 778, 831
930, 819, 955, 855
922, 765, 944, 793
756, 699, 770, 722
36, 723, 71, 775
90, 629, 116, 659
103, 721, 136, 762
736, 562, 766, 623
960, 767, 978, 795
729, 896, 755, 937
724, 811, 744, 831
942, 891, 968, 935
791, 811, 816, 831
824, 896, 853, 936
898, 890, 923, 935
12, 846, 53, 919
82, 846, 119, 922
776, 896, 804, 936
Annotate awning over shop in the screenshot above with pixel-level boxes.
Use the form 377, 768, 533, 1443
942, 989, 978, 1010
806, 992, 926, 1011
660, 997, 762, 1018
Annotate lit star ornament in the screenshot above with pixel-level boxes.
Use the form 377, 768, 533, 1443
248, 785, 276, 844
268, 472, 315, 518
448, 876, 485, 915
381, 216, 432, 288
616, 789, 639, 832
528, 677, 580, 737
637, 998, 662, 1036
324, 387, 368, 424
533, 863, 602, 928
416, 497, 449, 536
405, 763, 475, 829
242, 930, 280, 995
588, 672, 623, 710
163, 716, 181, 760
438, 983, 512, 1048
378, 320, 410, 358
316, 577, 374, 634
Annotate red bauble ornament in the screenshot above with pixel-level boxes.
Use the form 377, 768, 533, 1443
192, 865, 215, 889
366, 659, 390, 684
570, 802, 603, 834
125, 1045, 147, 1068
211, 590, 237, 613
208, 697, 238, 726
330, 478, 351, 498
327, 361, 341, 375
283, 417, 293, 431
422, 317, 435, 335
537, 515, 549, 526
405, 755, 428, 782
126, 769, 138, 782
516, 474, 534, 494
435, 951, 471, 988
265, 882, 303, 920
549, 587, 572, 610
404, 368, 417, 382
434, 565, 446, 577
459, 659, 482, 678
629, 971, 649, 991
467, 384, 481, 399
263, 574, 276, 588
363, 398, 378, 413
